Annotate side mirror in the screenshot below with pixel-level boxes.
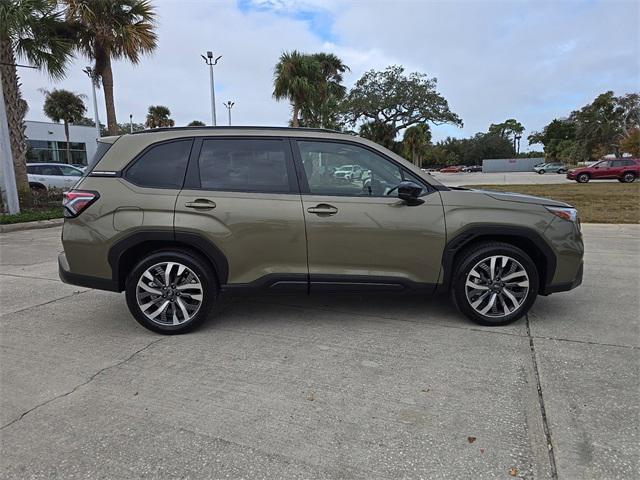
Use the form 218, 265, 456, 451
397, 180, 425, 206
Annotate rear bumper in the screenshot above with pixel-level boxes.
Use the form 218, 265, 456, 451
58, 252, 119, 292
540, 261, 583, 295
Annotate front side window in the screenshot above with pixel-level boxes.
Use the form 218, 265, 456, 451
296, 140, 418, 197
198, 138, 292, 193
125, 140, 192, 189
59, 165, 83, 176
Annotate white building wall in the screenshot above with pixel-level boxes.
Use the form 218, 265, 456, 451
25, 120, 98, 161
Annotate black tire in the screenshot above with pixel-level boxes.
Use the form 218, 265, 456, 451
537, 170, 545, 174
621, 172, 636, 183
576, 173, 590, 183
558, 169, 567, 174
125, 249, 217, 334
451, 242, 539, 326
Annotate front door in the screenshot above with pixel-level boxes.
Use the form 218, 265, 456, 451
292, 139, 446, 290
174, 137, 308, 288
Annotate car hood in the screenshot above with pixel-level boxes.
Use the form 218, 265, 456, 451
454, 187, 572, 208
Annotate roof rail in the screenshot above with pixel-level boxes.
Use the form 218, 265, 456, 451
131, 126, 343, 135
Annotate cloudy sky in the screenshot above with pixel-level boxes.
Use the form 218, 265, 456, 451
19, 0, 640, 150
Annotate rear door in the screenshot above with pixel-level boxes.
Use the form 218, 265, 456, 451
292, 139, 446, 290
174, 137, 307, 289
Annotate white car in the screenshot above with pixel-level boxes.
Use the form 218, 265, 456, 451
333, 164, 364, 181
27, 163, 85, 190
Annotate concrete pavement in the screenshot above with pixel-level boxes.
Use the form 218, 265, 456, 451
1, 224, 638, 479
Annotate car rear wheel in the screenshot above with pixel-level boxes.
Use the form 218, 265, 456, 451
451, 242, 539, 326
558, 169, 567, 174
125, 250, 217, 334
621, 172, 636, 183
576, 173, 590, 183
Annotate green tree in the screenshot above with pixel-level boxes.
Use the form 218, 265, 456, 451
342, 65, 462, 136
0, 0, 74, 196
528, 119, 577, 162
273, 50, 320, 127
41, 88, 86, 163
359, 121, 398, 151
402, 124, 431, 165
187, 120, 205, 126
145, 105, 174, 129
64, 0, 157, 136
488, 118, 525, 153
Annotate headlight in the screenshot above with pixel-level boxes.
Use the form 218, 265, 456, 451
546, 206, 578, 223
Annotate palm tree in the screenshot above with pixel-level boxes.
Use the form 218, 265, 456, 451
273, 50, 320, 127
402, 124, 432, 165
145, 105, 174, 129
0, 0, 74, 195
64, 0, 157, 136
41, 89, 86, 164
301, 53, 349, 129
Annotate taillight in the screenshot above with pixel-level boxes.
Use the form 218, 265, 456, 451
63, 190, 99, 218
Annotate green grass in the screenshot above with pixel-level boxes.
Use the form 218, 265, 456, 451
0, 208, 64, 225
463, 183, 640, 224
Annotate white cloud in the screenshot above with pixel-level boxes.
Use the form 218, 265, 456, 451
17, 0, 640, 150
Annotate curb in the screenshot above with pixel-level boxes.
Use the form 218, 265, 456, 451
0, 218, 63, 233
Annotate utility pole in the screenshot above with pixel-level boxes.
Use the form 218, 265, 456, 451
129, 114, 133, 133
83, 67, 101, 139
201, 51, 222, 126
0, 69, 20, 214
223, 101, 235, 126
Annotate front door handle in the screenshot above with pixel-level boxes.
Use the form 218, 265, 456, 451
307, 204, 338, 216
185, 199, 216, 210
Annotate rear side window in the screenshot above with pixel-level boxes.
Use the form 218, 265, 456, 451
125, 140, 193, 189
86, 140, 113, 172
197, 138, 293, 193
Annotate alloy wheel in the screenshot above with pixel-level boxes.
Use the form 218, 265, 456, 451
465, 255, 530, 318
136, 261, 203, 326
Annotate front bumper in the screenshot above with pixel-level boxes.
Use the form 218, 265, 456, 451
540, 260, 583, 295
566, 172, 577, 179
58, 252, 119, 292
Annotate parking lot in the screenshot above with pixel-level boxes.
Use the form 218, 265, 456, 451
1, 224, 638, 479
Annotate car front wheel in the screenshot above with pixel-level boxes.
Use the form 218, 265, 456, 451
452, 242, 539, 326
125, 250, 217, 334
537, 170, 545, 174
576, 173, 590, 183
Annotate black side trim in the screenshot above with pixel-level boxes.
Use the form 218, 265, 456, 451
310, 274, 436, 294
59, 258, 119, 292
439, 225, 557, 293
107, 230, 230, 290
541, 261, 583, 295
221, 273, 309, 294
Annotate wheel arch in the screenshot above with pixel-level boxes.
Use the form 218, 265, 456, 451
108, 230, 229, 291
440, 225, 556, 294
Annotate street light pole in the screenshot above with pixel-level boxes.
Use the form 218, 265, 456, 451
129, 114, 133, 133
201, 51, 222, 126
223, 101, 235, 126
0, 69, 20, 214
83, 67, 101, 139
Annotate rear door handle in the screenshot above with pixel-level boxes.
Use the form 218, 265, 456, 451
185, 199, 216, 209
307, 204, 338, 216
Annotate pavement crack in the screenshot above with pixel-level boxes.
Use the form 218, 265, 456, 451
526, 314, 559, 480
0, 290, 92, 319
0, 337, 165, 430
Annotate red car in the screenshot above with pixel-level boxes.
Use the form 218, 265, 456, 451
439, 165, 464, 173
567, 158, 639, 183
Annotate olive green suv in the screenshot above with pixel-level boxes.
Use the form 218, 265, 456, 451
59, 127, 583, 334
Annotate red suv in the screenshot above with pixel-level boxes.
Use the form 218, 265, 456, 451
567, 158, 639, 183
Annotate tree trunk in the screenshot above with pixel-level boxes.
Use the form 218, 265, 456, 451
102, 55, 118, 136
291, 103, 300, 127
0, 38, 31, 204
64, 120, 71, 163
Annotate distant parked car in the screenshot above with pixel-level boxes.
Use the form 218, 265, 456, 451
567, 158, 640, 183
333, 164, 364, 181
27, 163, 84, 191
439, 165, 464, 173
462, 165, 482, 172
534, 163, 567, 174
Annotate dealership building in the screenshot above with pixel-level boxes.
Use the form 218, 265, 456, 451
25, 120, 98, 166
